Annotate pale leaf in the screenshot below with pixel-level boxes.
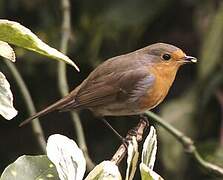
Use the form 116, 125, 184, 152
0, 72, 17, 120
85, 161, 122, 180
125, 136, 139, 180
140, 163, 164, 180
46, 134, 86, 180
141, 126, 157, 170
0, 40, 15, 61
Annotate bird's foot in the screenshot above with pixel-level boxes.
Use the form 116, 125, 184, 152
140, 114, 149, 128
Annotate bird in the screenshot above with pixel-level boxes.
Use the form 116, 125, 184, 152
20, 43, 197, 127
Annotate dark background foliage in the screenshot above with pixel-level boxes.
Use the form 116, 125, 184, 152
0, 0, 223, 179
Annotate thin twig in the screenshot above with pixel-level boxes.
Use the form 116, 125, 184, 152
59, 0, 95, 170
4, 60, 46, 152
216, 90, 223, 145
111, 118, 148, 165
145, 111, 223, 177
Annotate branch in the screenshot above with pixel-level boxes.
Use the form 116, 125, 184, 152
145, 111, 223, 177
111, 117, 148, 165
5, 60, 46, 152
59, 0, 95, 170
216, 90, 223, 145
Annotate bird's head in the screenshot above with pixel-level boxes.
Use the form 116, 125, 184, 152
140, 43, 197, 68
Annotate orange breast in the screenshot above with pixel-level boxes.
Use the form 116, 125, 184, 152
139, 64, 179, 110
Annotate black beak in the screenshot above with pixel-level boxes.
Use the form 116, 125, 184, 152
183, 55, 197, 63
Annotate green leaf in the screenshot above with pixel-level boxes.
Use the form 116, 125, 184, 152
0, 155, 59, 180
85, 161, 122, 180
140, 163, 164, 180
0, 19, 79, 71
0, 40, 15, 61
125, 136, 139, 180
0, 72, 17, 120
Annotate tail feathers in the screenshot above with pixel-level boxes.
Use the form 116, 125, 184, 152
19, 96, 75, 127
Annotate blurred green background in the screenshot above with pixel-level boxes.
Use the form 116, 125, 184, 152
0, 0, 223, 179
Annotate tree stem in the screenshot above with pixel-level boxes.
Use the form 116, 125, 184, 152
5, 60, 46, 152
59, 0, 95, 170
145, 111, 223, 177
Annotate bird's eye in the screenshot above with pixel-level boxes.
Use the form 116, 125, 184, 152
162, 54, 171, 61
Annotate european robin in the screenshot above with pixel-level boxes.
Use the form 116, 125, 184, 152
20, 43, 197, 126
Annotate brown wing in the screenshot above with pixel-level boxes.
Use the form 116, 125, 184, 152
60, 67, 155, 111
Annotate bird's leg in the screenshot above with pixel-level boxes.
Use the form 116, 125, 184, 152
140, 114, 149, 126
100, 115, 149, 148
126, 114, 149, 140
100, 118, 128, 148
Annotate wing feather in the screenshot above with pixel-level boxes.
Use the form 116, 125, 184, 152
63, 68, 155, 110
